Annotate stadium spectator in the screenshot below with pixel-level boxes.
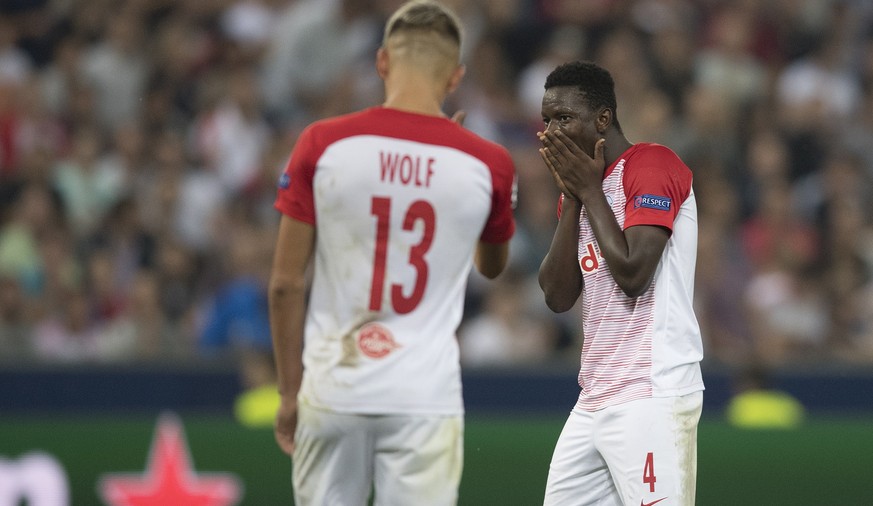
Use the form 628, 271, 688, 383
693, 3, 768, 110
190, 67, 271, 196
80, 11, 150, 130
0, 0, 868, 373
459, 268, 559, 367
52, 126, 123, 237
32, 286, 103, 362
0, 274, 33, 360
199, 225, 273, 357
258, 0, 381, 125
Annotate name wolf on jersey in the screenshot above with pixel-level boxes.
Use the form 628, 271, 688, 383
380, 151, 436, 188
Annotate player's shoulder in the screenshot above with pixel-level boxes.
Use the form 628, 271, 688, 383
626, 142, 691, 175
302, 109, 374, 141
629, 142, 682, 162
445, 126, 514, 171
292, 108, 386, 160
302, 107, 513, 171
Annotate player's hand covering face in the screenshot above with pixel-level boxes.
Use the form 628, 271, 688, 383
538, 86, 607, 202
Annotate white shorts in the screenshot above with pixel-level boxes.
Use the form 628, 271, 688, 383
544, 391, 703, 506
292, 401, 463, 506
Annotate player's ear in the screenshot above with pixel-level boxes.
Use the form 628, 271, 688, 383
446, 64, 465, 94
376, 47, 389, 80
596, 107, 612, 134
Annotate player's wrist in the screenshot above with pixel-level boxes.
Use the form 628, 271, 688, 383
576, 188, 605, 206
562, 192, 583, 207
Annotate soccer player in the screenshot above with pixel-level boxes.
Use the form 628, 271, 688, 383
537, 61, 704, 506
268, 1, 516, 505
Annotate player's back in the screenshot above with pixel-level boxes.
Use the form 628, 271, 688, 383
275, 106, 515, 415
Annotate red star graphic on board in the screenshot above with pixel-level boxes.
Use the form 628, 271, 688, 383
98, 414, 242, 506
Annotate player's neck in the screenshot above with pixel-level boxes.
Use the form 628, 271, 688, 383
382, 74, 448, 118
603, 131, 634, 167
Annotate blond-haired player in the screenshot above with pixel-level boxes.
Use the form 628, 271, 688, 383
269, 2, 516, 504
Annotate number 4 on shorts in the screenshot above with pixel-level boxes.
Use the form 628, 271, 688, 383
643, 452, 656, 493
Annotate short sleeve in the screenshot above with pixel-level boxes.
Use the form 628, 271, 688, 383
622, 146, 692, 232
480, 148, 516, 243
274, 125, 319, 224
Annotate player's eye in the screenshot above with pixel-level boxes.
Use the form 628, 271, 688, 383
559, 115, 572, 122
542, 118, 550, 126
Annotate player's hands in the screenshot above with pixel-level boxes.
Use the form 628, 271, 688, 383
538, 130, 605, 203
274, 395, 298, 456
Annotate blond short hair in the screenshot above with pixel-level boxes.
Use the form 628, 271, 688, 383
383, 1, 462, 56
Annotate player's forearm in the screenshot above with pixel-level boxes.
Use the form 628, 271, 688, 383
581, 191, 658, 298
538, 198, 583, 312
268, 277, 306, 398
475, 241, 509, 279
581, 189, 630, 268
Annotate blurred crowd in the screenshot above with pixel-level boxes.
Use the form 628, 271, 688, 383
1, 0, 872, 370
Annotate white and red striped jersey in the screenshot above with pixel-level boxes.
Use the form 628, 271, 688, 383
564, 143, 704, 411
275, 106, 516, 416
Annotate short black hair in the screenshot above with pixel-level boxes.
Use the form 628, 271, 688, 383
545, 61, 621, 130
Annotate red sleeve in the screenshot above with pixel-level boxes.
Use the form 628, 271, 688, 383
622, 145, 692, 232
274, 125, 319, 224
480, 147, 517, 243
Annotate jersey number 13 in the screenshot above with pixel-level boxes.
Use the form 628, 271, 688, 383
369, 196, 435, 314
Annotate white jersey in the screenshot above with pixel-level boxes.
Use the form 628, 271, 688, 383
566, 143, 704, 411
275, 107, 516, 416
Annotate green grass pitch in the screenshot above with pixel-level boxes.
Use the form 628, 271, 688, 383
0, 414, 871, 504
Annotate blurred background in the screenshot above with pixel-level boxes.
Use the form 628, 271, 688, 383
1, 0, 873, 504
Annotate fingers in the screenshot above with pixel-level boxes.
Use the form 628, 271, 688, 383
538, 146, 553, 172
538, 130, 558, 153
275, 427, 295, 455
539, 133, 569, 169
539, 134, 569, 180
539, 148, 571, 196
547, 130, 576, 158
539, 146, 560, 173
539, 130, 584, 159
540, 131, 606, 170
593, 138, 605, 163
274, 406, 297, 456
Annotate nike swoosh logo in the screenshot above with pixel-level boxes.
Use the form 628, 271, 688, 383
641, 498, 667, 506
